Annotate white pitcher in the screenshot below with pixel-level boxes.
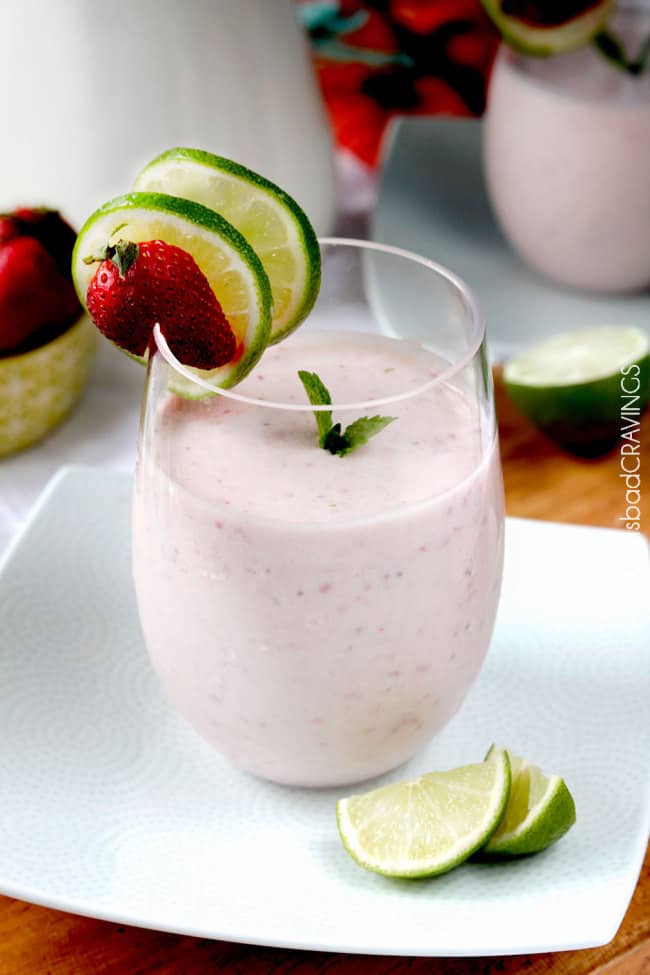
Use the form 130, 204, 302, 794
0, 0, 336, 233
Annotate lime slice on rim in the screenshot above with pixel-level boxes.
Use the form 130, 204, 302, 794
481, 0, 614, 56
336, 747, 511, 878
503, 325, 650, 457
482, 748, 576, 856
133, 148, 321, 344
71, 192, 272, 389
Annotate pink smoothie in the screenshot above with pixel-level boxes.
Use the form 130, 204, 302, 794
484, 28, 650, 293
133, 330, 504, 786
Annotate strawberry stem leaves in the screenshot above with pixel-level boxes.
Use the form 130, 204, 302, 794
107, 240, 139, 276
298, 370, 396, 457
82, 238, 139, 276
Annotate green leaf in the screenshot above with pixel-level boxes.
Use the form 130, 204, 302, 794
593, 29, 626, 67
298, 369, 397, 457
338, 415, 396, 456
298, 370, 333, 446
593, 28, 650, 75
631, 33, 650, 75
109, 239, 139, 277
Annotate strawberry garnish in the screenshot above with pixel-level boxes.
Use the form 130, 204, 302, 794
85, 239, 236, 370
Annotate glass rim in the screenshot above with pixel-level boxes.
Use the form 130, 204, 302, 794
153, 236, 486, 413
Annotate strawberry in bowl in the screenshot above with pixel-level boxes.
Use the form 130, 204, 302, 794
0, 208, 96, 458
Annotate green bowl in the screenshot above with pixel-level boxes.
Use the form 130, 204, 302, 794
0, 315, 96, 458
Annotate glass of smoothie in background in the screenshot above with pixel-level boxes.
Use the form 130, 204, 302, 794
483, 0, 650, 294
132, 239, 505, 787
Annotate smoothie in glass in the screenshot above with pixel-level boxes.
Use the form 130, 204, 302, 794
132, 241, 505, 787
484, 2, 650, 293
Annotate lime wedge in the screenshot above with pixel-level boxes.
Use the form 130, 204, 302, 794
482, 748, 576, 856
503, 325, 650, 457
71, 192, 272, 388
481, 0, 614, 56
133, 148, 320, 344
336, 748, 511, 878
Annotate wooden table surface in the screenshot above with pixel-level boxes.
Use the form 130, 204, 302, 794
1, 372, 648, 974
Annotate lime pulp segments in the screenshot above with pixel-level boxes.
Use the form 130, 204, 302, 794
71, 192, 272, 389
336, 747, 511, 878
133, 148, 321, 344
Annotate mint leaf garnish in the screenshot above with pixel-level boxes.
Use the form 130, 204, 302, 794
338, 415, 396, 455
297, 370, 333, 447
298, 370, 396, 457
593, 29, 650, 75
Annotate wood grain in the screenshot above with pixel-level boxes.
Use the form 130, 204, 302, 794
0, 372, 647, 974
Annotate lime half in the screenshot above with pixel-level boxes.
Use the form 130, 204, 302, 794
482, 748, 576, 856
133, 148, 321, 344
503, 325, 650, 457
481, 0, 614, 56
72, 192, 272, 389
336, 748, 511, 878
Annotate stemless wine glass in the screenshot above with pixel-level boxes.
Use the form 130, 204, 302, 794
132, 239, 505, 788
484, 0, 650, 293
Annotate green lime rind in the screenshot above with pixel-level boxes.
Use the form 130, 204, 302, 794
71, 191, 272, 391
503, 327, 650, 457
505, 371, 648, 456
481, 0, 614, 55
133, 147, 321, 344
479, 747, 576, 857
336, 747, 511, 879
484, 776, 576, 856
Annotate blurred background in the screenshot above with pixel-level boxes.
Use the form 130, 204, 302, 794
0, 0, 499, 230
297, 0, 498, 167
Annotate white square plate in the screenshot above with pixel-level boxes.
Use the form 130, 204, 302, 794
372, 118, 650, 361
0, 467, 648, 956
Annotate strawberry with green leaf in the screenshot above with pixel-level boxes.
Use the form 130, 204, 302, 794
84, 239, 236, 370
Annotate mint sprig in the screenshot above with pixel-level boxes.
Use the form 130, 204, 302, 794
298, 370, 396, 457
594, 29, 650, 76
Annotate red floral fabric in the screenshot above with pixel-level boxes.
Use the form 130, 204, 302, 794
296, 0, 500, 166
